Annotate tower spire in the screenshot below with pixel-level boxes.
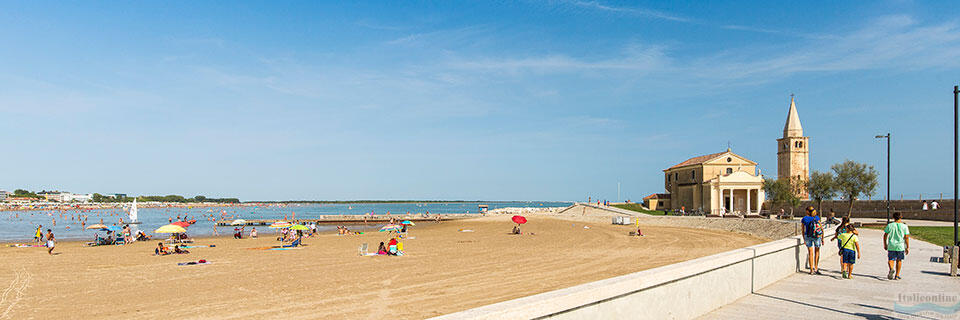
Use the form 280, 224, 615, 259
783, 94, 803, 138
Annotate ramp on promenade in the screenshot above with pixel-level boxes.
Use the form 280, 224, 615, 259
701, 228, 960, 320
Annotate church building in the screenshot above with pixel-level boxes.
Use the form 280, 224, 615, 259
657, 95, 812, 214
662, 149, 765, 215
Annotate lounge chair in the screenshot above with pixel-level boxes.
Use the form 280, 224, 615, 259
282, 237, 302, 248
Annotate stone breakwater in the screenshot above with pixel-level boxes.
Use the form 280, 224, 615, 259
488, 207, 564, 215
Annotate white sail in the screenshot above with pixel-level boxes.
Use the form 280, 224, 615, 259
129, 198, 138, 222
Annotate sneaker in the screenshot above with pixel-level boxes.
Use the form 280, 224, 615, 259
895, 276, 901, 280
888, 270, 895, 280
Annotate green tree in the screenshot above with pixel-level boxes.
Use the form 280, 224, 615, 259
807, 171, 837, 214
831, 160, 878, 215
13, 189, 40, 199
763, 177, 803, 216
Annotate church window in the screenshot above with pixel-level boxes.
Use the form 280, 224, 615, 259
726, 168, 733, 174
726, 157, 732, 162
691, 170, 696, 179
798, 141, 803, 148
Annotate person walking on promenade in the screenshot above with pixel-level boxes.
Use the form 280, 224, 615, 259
931, 200, 940, 210
801, 206, 824, 275
837, 225, 860, 279
921, 200, 928, 211
830, 216, 858, 270
884, 212, 910, 280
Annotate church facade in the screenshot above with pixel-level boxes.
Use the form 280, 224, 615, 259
662, 150, 765, 215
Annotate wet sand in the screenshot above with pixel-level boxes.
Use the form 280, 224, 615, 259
0, 215, 766, 319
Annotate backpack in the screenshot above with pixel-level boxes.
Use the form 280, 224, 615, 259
804, 218, 823, 238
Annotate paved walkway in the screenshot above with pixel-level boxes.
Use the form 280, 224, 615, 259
701, 229, 960, 320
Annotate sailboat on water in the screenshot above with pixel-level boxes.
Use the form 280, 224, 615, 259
127, 198, 141, 224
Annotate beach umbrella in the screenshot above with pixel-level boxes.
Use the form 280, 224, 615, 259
106, 225, 123, 232
230, 219, 246, 226
512, 215, 527, 225
86, 224, 107, 230
400, 220, 415, 226
154, 224, 187, 234
171, 221, 191, 228
379, 224, 402, 232
269, 221, 292, 228
288, 224, 309, 231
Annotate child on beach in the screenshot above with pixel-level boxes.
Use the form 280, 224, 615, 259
377, 242, 388, 255
250, 227, 257, 239
837, 225, 860, 279
45, 229, 56, 255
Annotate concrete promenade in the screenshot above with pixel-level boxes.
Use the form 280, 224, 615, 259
701, 228, 960, 320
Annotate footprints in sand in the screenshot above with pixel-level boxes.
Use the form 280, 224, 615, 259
0, 268, 31, 319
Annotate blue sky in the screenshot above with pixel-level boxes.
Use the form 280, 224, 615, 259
1, 1, 958, 201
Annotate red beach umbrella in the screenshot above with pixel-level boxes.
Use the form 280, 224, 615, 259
172, 221, 191, 228
511, 215, 527, 225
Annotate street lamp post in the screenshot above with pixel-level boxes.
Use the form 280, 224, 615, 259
953, 85, 959, 276
875, 133, 891, 224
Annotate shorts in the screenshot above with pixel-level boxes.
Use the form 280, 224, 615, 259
841, 249, 856, 264
46, 240, 54, 248
887, 250, 905, 261
804, 236, 822, 248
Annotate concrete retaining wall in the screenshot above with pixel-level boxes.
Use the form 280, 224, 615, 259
433, 206, 835, 320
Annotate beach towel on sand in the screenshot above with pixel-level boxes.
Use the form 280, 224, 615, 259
177, 260, 211, 266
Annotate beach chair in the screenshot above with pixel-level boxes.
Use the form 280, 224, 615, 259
358, 243, 368, 256
282, 237, 302, 248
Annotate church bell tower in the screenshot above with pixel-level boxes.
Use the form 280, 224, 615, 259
777, 95, 810, 199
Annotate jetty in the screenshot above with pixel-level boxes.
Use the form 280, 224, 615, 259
215, 213, 481, 226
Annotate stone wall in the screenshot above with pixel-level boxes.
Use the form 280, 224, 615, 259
763, 199, 957, 221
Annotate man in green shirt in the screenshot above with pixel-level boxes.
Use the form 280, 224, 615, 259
883, 212, 910, 280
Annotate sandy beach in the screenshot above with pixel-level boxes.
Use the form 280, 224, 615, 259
0, 215, 766, 319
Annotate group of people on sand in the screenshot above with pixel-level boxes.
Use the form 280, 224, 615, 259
155, 242, 190, 255
376, 237, 403, 256
34, 225, 56, 255
801, 206, 910, 280
337, 225, 352, 235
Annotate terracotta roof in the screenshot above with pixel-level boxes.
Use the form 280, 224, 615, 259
643, 193, 670, 200
666, 151, 729, 170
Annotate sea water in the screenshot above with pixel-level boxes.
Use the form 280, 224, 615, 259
0, 201, 571, 241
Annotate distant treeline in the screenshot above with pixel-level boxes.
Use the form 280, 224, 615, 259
92, 193, 239, 204
249, 200, 481, 204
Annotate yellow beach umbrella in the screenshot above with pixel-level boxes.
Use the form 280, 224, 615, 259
269, 221, 291, 228
154, 224, 187, 234
86, 224, 108, 230
288, 224, 309, 231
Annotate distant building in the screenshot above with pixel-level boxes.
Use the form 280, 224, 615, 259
7, 197, 38, 205
61, 193, 93, 203
37, 191, 63, 202
110, 193, 127, 199
0, 190, 8, 201
663, 150, 765, 215
777, 95, 810, 199
643, 193, 670, 211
